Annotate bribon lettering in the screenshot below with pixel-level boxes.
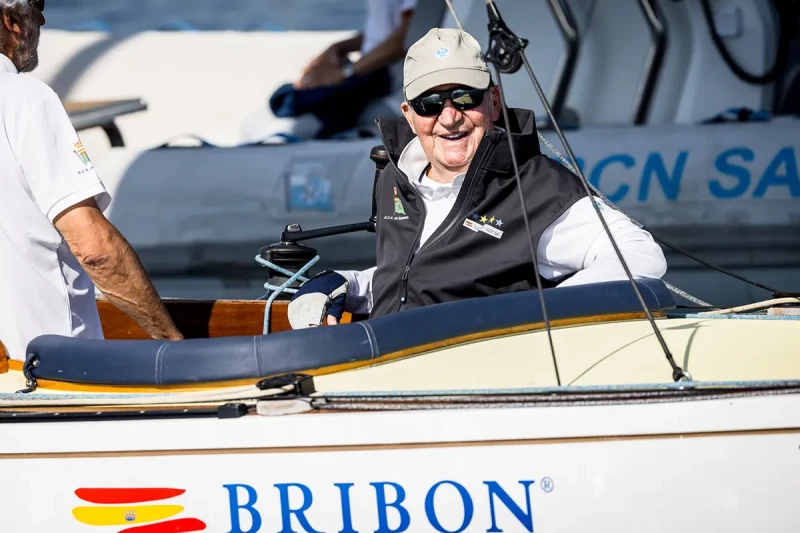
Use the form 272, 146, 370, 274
224, 484, 261, 533
371, 482, 410, 533
224, 479, 544, 532
335, 483, 358, 533
274, 483, 322, 533
424, 481, 474, 533
485, 481, 535, 533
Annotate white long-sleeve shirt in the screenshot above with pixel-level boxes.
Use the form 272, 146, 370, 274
338, 138, 666, 314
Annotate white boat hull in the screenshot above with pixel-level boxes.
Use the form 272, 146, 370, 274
3, 393, 799, 532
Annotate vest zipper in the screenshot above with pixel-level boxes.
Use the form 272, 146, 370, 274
400, 266, 410, 305
396, 200, 427, 311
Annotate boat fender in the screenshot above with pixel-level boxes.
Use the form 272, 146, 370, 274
288, 270, 348, 329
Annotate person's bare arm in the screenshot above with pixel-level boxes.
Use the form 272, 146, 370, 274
295, 33, 364, 88
352, 9, 414, 77
54, 198, 183, 341
332, 33, 365, 57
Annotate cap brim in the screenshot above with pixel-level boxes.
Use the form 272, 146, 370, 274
405, 68, 491, 100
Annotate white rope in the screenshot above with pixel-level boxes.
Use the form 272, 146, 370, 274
443, 0, 465, 32
255, 254, 320, 334
662, 282, 713, 307
0, 384, 291, 408
698, 297, 800, 316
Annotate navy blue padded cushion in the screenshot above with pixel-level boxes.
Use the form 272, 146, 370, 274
27, 279, 674, 385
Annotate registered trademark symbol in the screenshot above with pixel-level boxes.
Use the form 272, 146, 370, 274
541, 477, 554, 493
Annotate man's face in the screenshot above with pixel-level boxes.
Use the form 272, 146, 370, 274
401, 83, 501, 177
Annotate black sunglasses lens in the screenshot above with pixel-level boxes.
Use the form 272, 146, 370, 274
413, 95, 444, 116
451, 89, 484, 109
412, 88, 485, 116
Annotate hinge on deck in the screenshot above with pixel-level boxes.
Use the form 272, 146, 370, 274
257, 373, 316, 396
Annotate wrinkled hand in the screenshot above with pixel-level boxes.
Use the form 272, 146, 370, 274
295, 63, 345, 90
295, 46, 343, 89
288, 270, 348, 329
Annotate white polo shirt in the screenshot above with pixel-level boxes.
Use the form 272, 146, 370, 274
0, 54, 110, 361
362, 0, 418, 55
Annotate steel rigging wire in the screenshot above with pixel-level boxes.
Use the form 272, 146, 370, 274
444, 0, 692, 382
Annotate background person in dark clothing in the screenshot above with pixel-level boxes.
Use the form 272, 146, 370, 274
269, 0, 417, 139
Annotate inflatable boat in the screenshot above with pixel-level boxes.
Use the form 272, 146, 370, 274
35, 0, 800, 305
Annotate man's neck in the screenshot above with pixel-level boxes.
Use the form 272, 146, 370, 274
426, 164, 466, 184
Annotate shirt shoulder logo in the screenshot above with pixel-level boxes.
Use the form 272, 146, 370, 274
73, 141, 91, 166
463, 213, 504, 239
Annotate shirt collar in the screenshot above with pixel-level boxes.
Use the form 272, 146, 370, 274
0, 53, 18, 74
396, 137, 466, 200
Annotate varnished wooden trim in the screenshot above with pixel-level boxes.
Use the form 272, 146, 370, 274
1, 426, 796, 460
8, 311, 661, 394
98, 298, 352, 340
0, 342, 7, 375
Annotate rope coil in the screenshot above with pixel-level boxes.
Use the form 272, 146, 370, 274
255, 255, 320, 334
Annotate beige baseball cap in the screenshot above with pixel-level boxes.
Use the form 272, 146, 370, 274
403, 28, 491, 101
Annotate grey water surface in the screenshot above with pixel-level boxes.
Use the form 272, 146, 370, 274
44, 0, 365, 33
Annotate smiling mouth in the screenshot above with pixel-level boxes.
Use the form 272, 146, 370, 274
440, 132, 469, 141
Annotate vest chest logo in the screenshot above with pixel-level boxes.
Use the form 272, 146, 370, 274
384, 187, 409, 221
463, 213, 504, 239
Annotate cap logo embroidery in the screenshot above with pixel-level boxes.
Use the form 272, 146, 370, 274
435, 47, 450, 59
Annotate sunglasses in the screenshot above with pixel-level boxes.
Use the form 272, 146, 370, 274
409, 87, 488, 117
30, 0, 45, 12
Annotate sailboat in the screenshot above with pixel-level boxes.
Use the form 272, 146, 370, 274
2, 1, 799, 531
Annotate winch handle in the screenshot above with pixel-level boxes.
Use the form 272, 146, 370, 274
369, 145, 390, 229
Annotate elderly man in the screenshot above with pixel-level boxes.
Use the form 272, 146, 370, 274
288, 28, 666, 328
0, 0, 182, 361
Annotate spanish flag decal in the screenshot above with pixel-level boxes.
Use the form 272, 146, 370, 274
73, 488, 206, 532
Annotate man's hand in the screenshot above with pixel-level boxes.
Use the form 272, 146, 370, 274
295, 45, 342, 89
295, 63, 346, 90
288, 270, 348, 329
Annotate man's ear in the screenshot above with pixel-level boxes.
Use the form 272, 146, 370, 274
2, 9, 23, 37
489, 85, 502, 122
400, 101, 417, 135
